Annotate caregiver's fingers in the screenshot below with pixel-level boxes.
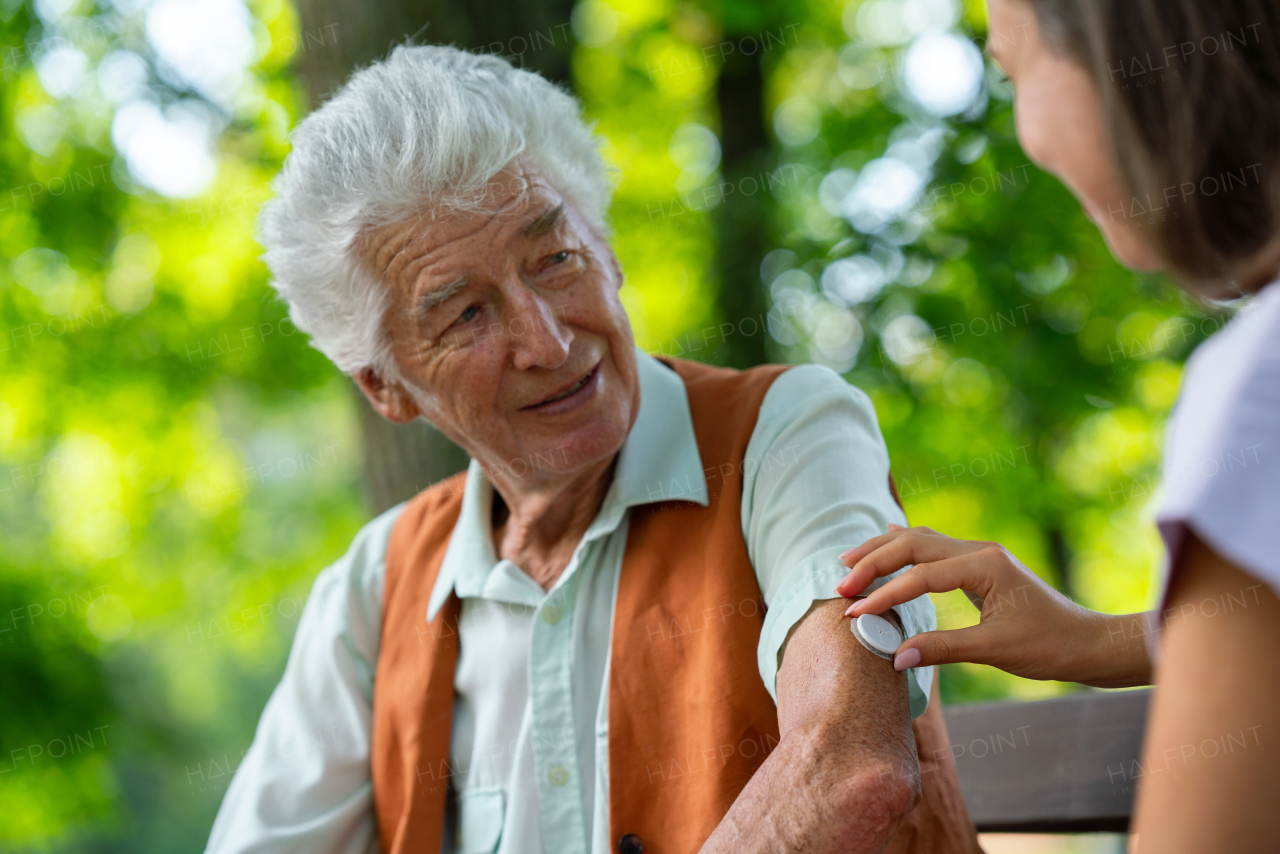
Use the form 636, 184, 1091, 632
891, 624, 994, 671
844, 553, 996, 617
834, 532, 923, 597
835, 527, 984, 597
837, 527, 910, 571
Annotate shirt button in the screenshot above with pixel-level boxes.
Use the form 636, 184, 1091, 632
618, 834, 644, 853
548, 765, 569, 786
541, 605, 562, 625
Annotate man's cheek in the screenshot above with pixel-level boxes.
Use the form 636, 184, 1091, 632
592, 284, 633, 328
406, 349, 474, 409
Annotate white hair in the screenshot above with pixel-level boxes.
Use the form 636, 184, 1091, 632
258, 44, 613, 376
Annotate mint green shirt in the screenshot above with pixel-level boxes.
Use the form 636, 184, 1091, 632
206, 346, 935, 854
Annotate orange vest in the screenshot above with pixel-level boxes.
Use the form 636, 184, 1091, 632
371, 357, 981, 854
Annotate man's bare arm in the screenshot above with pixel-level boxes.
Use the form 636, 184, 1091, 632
699, 598, 921, 853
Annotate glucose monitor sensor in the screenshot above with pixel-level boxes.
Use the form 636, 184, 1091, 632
851, 613, 903, 661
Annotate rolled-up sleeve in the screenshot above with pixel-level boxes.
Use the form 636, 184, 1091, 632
743, 364, 935, 718
205, 504, 405, 854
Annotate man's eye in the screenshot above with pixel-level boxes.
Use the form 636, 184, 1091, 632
549, 250, 570, 265
457, 305, 480, 323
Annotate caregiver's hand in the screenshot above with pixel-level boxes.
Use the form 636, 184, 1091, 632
835, 525, 1152, 689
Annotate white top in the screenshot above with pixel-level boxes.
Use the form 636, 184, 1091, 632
1155, 281, 1280, 611
205, 346, 936, 854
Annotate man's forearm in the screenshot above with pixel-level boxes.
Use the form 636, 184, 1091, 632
699, 599, 921, 853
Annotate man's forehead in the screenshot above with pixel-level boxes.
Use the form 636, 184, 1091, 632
359, 173, 566, 280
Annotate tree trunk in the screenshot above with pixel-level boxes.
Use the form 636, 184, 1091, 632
712, 30, 777, 369
290, 0, 576, 514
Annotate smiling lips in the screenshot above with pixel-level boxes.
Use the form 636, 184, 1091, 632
524, 362, 600, 410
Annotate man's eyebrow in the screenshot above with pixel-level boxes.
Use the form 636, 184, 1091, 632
522, 203, 565, 239
413, 275, 469, 318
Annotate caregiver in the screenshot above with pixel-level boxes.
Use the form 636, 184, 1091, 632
836, 0, 1280, 850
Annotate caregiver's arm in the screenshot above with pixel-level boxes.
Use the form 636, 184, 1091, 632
699, 598, 920, 854
1130, 531, 1280, 853
837, 526, 1152, 688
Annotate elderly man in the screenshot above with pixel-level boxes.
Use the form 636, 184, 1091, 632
207, 45, 979, 854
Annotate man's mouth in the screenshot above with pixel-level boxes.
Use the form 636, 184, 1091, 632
525, 363, 599, 409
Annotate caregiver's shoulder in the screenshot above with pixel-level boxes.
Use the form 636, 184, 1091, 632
1181, 282, 1280, 430
1163, 283, 1280, 579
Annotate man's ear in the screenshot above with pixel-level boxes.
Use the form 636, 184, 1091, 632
609, 250, 625, 291
353, 367, 421, 424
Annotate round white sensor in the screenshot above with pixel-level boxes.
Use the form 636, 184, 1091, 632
852, 613, 903, 660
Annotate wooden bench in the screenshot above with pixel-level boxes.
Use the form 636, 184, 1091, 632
942, 689, 1151, 833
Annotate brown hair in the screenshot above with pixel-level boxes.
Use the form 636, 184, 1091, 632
1028, 0, 1280, 296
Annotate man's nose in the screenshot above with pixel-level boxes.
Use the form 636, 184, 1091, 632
505, 286, 572, 371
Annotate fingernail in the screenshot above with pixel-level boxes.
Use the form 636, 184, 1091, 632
839, 548, 855, 560
893, 647, 921, 671
844, 602, 859, 617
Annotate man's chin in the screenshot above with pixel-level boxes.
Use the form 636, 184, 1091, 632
548, 427, 628, 473
479, 419, 625, 481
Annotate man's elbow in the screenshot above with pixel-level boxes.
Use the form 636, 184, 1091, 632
828, 747, 922, 846
791, 713, 923, 845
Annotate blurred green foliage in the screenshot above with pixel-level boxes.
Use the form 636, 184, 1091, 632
0, 0, 365, 847
0, 0, 1228, 847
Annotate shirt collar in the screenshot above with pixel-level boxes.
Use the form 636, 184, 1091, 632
426, 345, 707, 620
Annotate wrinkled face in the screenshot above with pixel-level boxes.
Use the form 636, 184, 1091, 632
359, 165, 640, 482
988, 0, 1163, 271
